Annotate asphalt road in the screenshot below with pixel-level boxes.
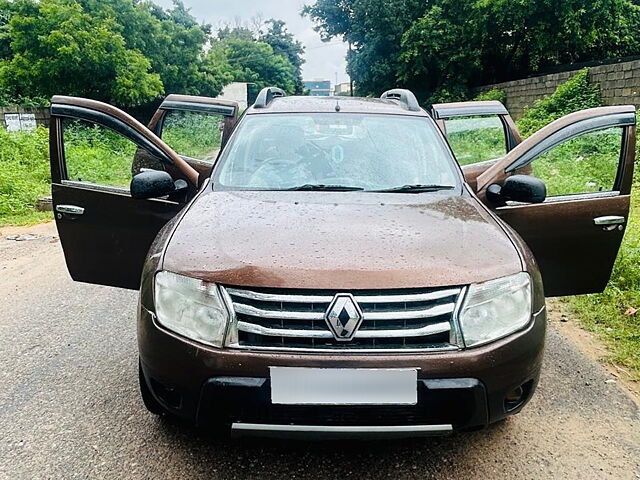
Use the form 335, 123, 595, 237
1, 223, 639, 480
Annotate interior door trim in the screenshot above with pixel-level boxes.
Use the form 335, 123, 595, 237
476, 105, 637, 192
505, 112, 635, 172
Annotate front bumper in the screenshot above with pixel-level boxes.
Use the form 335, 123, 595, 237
138, 306, 545, 435
197, 376, 489, 436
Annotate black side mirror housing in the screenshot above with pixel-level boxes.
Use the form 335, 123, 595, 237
487, 174, 546, 204
130, 170, 176, 199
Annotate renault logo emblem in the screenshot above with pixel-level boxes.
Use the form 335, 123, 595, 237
324, 293, 364, 341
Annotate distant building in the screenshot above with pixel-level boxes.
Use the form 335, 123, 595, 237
304, 80, 332, 96
217, 82, 249, 110
334, 82, 352, 96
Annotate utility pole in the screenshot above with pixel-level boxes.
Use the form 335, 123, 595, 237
348, 41, 354, 96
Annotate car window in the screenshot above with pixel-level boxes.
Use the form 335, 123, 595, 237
160, 110, 224, 163
444, 115, 507, 166
214, 113, 459, 191
62, 118, 161, 191
527, 126, 623, 197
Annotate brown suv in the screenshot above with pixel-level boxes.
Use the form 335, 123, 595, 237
49, 88, 636, 437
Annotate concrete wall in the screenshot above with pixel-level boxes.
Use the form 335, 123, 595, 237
217, 82, 249, 111
0, 106, 50, 129
477, 58, 640, 119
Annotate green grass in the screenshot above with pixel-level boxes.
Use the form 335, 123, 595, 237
531, 128, 621, 196
161, 112, 222, 161
64, 121, 136, 188
0, 127, 52, 226
447, 127, 506, 166
0, 116, 223, 226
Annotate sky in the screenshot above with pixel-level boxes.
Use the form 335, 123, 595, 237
154, 0, 350, 85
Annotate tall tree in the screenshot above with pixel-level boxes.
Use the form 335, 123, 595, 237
304, 0, 424, 96
77, 0, 229, 97
305, 0, 640, 101
259, 19, 306, 94
0, 0, 12, 61
0, 0, 163, 106
212, 26, 298, 94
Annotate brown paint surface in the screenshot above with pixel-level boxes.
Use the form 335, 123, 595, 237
163, 190, 522, 289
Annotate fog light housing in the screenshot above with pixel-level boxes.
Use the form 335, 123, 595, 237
504, 380, 534, 412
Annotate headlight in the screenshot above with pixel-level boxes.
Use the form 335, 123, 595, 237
459, 272, 532, 347
154, 271, 229, 347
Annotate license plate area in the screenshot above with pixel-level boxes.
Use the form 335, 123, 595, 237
270, 367, 418, 405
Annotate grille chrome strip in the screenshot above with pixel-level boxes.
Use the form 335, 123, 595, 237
225, 343, 460, 353
225, 286, 463, 352
227, 288, 460, 304
235, 302, 455, 321
238, 320, 451, 339
236, 304, 323, 320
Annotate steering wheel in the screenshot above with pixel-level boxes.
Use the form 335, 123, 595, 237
247, 157, 310, 188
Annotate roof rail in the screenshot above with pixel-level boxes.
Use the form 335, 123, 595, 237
380, 89, 421, 112
254, 87, 286, 109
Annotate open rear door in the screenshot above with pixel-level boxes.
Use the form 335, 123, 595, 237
141, 95, 240, 179
476, 106, 636, 296
50, 96, 198, 290
432, 101, 521, 188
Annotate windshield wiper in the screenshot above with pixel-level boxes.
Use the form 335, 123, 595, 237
372, 184, 456, 193
284, 184, 364, 191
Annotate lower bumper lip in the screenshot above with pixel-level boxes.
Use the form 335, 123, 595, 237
230, 423, 453, 439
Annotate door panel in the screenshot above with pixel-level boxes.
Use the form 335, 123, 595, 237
53, 183, 182, 289
431, 101, 521, 184
476, 106, 636, 296
496, 194, 630, 295
50, 96, 190, 290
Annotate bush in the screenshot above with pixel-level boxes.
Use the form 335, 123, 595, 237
0, 127, 51, 225
518, 69, 601, 137
427, 85, 470, 105
474, 88, 506, 104
0, 90, 49, 107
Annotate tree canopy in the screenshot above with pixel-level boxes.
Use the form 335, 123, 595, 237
212, 21, 305, 95
259, 19, 306, 94
0, 0, 303, 106
304, 0, 640, 102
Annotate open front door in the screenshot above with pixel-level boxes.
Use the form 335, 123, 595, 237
476, 106, 636, 296
140, 95, 239, 180
431, 101, 522, 189
50, 96, 198, 290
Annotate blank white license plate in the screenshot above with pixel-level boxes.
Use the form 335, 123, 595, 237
270, 367, 418, 405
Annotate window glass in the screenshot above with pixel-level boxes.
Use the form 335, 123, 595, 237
62, 118, 138, 189
214, 114, 458, 191
161, 110, 224, 163
445, 115, 507, 166
530, 127, 623, 197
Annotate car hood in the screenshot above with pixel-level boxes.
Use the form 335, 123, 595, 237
162, 190, 522, 289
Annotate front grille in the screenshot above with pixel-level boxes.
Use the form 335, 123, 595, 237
223, 286, 464, 352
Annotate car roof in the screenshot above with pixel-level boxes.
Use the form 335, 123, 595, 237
245, 95, 430, 116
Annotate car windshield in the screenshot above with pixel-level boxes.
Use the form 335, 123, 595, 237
213, 113, 459, 192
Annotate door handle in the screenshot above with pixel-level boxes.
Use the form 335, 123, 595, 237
594, 215, 625, 231
56, 204, 85, 215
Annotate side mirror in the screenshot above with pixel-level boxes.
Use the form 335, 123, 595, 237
487, 174, 546, 204
130, 170, 177, 199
